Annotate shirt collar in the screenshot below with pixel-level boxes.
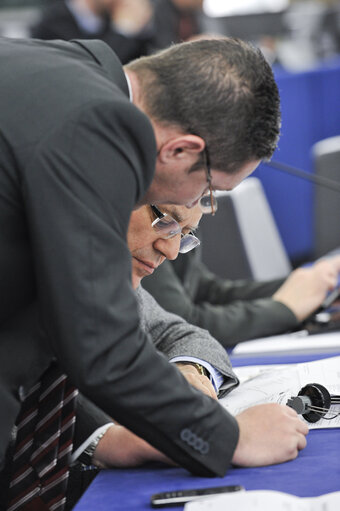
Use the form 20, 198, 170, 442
124, 72, 133, 102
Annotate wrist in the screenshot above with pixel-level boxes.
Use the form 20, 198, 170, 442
80, 424, 113, 469
176, 362, 209, 377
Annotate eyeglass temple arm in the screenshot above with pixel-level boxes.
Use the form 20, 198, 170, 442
150, 205, 165, 219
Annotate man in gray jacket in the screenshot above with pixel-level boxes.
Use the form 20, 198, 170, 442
77, 202, 307, 475
1, 202, 238, 509
143, 243, 340, 347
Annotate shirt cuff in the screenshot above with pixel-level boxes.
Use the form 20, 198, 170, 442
71, 422, 113, 463
170, 356, 224, 392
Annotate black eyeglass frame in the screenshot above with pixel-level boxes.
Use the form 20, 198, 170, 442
150, 205, 200, 254
202, 146, 216, 216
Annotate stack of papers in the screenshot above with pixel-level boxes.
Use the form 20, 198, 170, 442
185, 490, 340, 511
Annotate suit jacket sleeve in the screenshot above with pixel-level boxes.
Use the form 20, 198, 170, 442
136, 286, 239, 390
142, 251, 299, 347
74, 285, 240, 449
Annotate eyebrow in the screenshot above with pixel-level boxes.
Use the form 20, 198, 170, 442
162, 207, 199, 232
161, 207, 185, 224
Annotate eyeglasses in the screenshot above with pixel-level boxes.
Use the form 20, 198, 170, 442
199, 147, 218, 215
150, 205, 200, 254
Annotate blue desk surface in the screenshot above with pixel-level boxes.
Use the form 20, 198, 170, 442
74, 353, 340, 511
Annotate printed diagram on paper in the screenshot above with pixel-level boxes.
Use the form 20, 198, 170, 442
220, 356, 340, 429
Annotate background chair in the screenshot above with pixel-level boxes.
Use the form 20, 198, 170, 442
200, 177, 292, 281
313, 135, 340, 259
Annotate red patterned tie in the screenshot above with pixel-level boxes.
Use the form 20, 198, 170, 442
7, 363, 78, 511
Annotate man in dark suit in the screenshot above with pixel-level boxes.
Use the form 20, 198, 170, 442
0, 204, 236, 510
0, 36, 307, 509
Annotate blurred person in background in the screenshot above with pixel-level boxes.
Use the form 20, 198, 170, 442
150, 0, 205, 50
315, 0, 340, 59
31, 0, 153, 63
31, 0, 212, 62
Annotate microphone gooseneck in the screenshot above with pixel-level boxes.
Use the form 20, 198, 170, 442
264, 160, 340, 195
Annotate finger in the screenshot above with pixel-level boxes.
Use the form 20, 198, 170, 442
296, 432, 307, 451
181, 365, 200, 375
284, 405, 299, 417
200, 380, 214, 394
296, 419, 309, 436
198, 375, 215, 389
200, 380, 217, 399
284, 406, 308, 425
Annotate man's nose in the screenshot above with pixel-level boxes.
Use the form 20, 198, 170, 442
154, 235, 181, 261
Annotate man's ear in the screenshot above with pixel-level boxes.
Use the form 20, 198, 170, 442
158, 135, 205, 164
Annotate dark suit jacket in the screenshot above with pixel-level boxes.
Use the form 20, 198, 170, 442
0, 38, 238, 479
142, 248, 299, 346
31, 0, 151, 64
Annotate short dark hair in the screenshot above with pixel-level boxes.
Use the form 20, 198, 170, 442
127, 37, 281, 173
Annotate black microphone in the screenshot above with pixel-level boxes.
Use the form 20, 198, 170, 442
287, 383, 340, 423
263, 160, 340, 195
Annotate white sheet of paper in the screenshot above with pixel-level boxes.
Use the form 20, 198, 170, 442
232, 363, 288, 384
232, 331, 340, 357
184, 490, 340, 511
220, 356, 340, 429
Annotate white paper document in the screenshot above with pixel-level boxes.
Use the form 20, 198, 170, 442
232, 330, 340, 356
184, 490, 340, 511
220, 356, 340, 429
